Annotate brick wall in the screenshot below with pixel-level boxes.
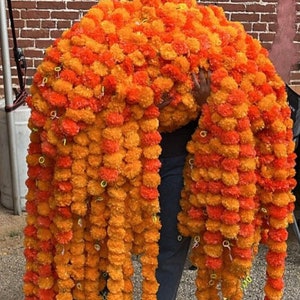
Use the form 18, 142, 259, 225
0, 0, 299, 97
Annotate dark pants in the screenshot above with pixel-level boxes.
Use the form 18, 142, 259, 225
156, 155, 191, 300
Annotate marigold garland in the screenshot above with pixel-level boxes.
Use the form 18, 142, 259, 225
24, 1, 296, 300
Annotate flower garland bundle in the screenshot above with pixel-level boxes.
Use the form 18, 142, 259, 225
23, 0, 296, 300
177, 5, 296, 300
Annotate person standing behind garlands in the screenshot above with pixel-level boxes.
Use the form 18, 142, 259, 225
156, 70, 211, 300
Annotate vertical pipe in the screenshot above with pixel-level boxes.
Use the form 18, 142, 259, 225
0, 0, 21, 215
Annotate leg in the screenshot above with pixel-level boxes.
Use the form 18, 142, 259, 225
156, 155, 191, 300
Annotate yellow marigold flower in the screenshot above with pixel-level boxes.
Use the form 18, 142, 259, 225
211, 90, 228, 105
73, 189, 88, 204
206, 194, 222, 206
222, 171, 239, 186
139, 119, 159, 132
128, 50, 146, 67
151, 19, 165, 33
138, 86, 154, 108
35, 180, 51, 191
102, 127, 123, 140
220, 76, 239, 92
101, 20, 116, 34
62, 52, 83, 75
258, 94, 277, 111
269, 217, 288, 229
37, 252, 53, 265
153, 76, 174, 92
160, 43, 177, 60
182, 93, 196, 109
56, 265, 71, 280
103, 152, 124, 168
25, 214, 36, 225
208, 168, 222, 181
57, 278, 75, 291
85, 167, 100, 183
236, 236, 254, 248
273, 143, 287, 158
240, 76, 255, 93
211, 112, 222, 123
56, 38, 71, 53
86, 7, 104, 22
81, 16, 96, 31
270, 119, 286, 133
239, 183, 257, 197
174, 56, 190, 73
239, 209, 255, 223
203, 244, 223, 258
71, 35, 87, 47
143, 172, 161, 188
46, 129, 60, 145
87, 180, 105, 196
55, 192, 72, 206
124, 148, 142, 162
233, 102, 248, 118
122, 161, 142, 179
91, 61, 109, 76
88, 155, 102, 168
235, 52, 248, 66
266, 265, 285, 278
222, 196, 239, 211
206, 219, 221, 232
186, 37, 200, 53
38, 60, 57, 74
254, 71, 267, 86
72, 145, 89, 159
218, 117, 238, 131
110, 43, 125, 62
31, 93, 50, 113
54, 216, 73, 231
73, 84, 94, 98
239, 129, 254, 144
38, 276, 55, 289
220, 224, 239, 239
37, 228, 52, 241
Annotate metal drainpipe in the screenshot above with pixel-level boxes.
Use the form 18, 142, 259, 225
0, 0, 21, 215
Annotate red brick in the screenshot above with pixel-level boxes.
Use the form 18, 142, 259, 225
66, 1, 97, 10
21, 29, 49, 39
37, 1, 66, 9
21, 10, 50, 20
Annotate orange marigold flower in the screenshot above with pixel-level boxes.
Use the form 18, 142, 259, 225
216, 103, 233, 117
203, 231, 223, 245
99, 166, 119, 182
105, 112, 124, 126
187, 207, 205, 220
56, 156, 73, 168
140, 185, 159, 201
205, 256, 222, 270
266, 251, 286, 267
232, 247, 252, 260
221, 210, 240, 225
55, 230, 73, 244
206, 205, 224, 220
220, 130, 240, 145
60, 118, 80, 136
141, 131, 161, 146
30, 111, 47, 128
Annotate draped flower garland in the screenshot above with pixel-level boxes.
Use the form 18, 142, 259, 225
23, 0, 296, 299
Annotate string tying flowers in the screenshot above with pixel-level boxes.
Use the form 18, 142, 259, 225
24, 0, 296, 299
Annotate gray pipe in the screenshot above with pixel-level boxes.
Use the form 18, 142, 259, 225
0, 0, 21, 215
